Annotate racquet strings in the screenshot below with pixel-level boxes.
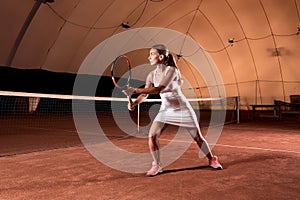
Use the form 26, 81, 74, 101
112, 56, 131, 89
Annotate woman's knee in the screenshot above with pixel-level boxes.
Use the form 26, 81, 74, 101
187, 128, 204, 140
196, 131, 206, 140
148, 134, 159, 149
149, 133, 159, 143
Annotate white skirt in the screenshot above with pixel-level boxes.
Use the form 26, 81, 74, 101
153, 108, 199, 128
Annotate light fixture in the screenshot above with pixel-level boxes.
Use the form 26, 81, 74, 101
228, 38, 235, 44
176, 54, 183, 59
121, 22, 131, 29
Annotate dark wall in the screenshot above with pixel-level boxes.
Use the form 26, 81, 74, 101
0, 66, 161, 100
0, 66, 114, 96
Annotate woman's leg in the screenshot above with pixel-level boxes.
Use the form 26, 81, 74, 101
148, 121, 165, 164
186, 127, 223, 169
186, 127, 213, 159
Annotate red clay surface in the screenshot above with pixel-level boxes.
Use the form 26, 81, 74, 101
0, 114, 299, 200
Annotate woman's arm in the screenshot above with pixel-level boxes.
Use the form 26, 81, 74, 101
125, 72, 152, 110
133, 66, 177, 95
123, 67, 177, 110
133, 85, 165, 95
131, 83, 151, 106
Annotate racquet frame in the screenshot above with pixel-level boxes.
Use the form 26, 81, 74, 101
111, 55, 131, 90
111, 55, 133, 107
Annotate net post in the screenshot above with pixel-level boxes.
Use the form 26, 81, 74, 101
137, 104, 140, 133
236, 96, 240, 124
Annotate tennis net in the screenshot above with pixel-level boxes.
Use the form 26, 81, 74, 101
0, 90, 239, 121
0, 91, 239, 156
0, 91, 239, 130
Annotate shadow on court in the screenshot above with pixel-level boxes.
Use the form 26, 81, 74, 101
161, 165, 212, 175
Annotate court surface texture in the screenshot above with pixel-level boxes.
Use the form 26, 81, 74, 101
0, 116, 299, 200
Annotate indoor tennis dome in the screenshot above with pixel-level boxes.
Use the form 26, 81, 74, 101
1, 0, 299, 110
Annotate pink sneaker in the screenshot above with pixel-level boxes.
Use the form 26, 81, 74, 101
146, 161, 163, 176
209, 156, 223, 170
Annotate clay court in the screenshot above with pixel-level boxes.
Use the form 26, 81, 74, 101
1, 1, 300, 199
1, 111, 299, 200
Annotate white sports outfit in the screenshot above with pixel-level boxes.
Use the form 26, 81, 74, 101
153, 66, 200, 129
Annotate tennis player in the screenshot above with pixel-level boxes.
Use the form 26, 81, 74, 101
123, 44, 223, 176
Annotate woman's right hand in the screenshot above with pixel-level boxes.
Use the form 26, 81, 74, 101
128, 100, 135, 111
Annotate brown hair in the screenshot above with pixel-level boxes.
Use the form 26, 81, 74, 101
151, 44, 176, 67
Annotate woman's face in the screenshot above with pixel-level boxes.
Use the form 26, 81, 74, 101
148, 48, 162, 65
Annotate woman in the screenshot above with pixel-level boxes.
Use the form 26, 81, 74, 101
123, 44, 222, 176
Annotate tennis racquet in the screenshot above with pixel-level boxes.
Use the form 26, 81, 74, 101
111, 55, 133, 105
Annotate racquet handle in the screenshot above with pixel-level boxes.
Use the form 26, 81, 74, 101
128, 96, 133, 104
126, 85, 133, 103
127, 96, 135, 111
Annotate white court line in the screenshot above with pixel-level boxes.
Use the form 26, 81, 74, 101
214, 143, 300, 154
160, 138, 300, 154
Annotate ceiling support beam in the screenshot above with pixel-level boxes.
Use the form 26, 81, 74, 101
6, 0, 54, 66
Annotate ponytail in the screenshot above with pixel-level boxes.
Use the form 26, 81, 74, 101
167, 54, 176, 67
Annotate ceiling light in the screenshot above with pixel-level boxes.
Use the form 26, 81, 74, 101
228, 38, 235, 44
176, 54, 183, 59
121, 23, 131, 29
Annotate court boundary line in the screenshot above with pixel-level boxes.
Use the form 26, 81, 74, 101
214, 143, 300, 154
159, 138, 300, 154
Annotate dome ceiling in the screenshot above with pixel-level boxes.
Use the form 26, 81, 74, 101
0, 0, 299, 107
